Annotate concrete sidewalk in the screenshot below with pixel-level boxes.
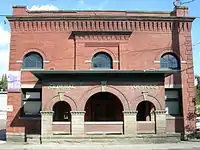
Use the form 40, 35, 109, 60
0, 142, 200, 150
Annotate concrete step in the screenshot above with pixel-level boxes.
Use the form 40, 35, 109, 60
26, 133, 181, 144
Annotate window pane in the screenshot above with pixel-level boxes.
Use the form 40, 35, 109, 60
23, 53, 43, 69
166, 101, 179, 115
23, 101, 41, 115
165, 91, 179, 99
92, 53, 112, 69
160, 53, 179, 69
25, 92, 40, 99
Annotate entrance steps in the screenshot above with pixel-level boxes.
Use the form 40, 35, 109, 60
26, 133, 181, 144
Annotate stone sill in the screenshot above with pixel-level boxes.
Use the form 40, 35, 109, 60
85, 121, 123, 125
52, 122, 71, 125
21, 69, 44, 71
137, 121, 155, 124
19, 117, 41, 120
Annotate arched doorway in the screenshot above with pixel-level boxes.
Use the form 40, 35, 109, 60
136, 101, 155, 121
85, 92, 123, 121
53, 101, 71, 122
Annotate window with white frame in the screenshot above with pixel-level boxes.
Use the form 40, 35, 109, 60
165, 90, 180, 116
21, 89, 41, 117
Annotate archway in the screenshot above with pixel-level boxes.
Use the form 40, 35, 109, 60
85, 92, 123, 121
136, 101, 155, 121
53, 101, 71, 122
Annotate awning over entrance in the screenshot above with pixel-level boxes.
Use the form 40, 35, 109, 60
31, 69, 179, 80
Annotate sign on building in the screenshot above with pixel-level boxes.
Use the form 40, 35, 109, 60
7, 71, 21, 92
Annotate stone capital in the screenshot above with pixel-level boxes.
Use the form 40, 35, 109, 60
123, 110, 138, 115
70, 111, 85, 115
155, 110, 166, 115
40, 111, 54, 115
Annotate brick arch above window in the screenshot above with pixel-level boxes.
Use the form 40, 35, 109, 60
21, 48, 48, 61
90, 48, 117, 61
154, 49, 183, 62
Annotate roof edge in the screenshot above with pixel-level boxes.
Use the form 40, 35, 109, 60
6, 15, 195, 21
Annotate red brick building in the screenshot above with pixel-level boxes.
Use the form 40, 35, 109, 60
6, 5, 196, 142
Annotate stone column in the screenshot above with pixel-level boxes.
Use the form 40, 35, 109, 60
123, 111, 138, 136
155, 110, 166, 134
71, 111, 85, 136
40, 111, 54, 136
150, 111, 155, 122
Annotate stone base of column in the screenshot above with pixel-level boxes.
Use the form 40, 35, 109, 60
155, 110, 166, 135
6, 132, 25, 143
71, 111, 85, 136
123, 111, 137, 136
40, 111, 54, 136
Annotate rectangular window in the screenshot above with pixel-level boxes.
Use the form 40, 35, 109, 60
165, 90, 181, 116
21, 89, 41, 117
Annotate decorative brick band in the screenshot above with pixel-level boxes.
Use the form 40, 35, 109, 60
123, 110, 138, 115
70, 111, 85, 115
75, 34, 131, 40
155, 110, 166, 114
40, 111, 54, 115
9, 20, 192, 33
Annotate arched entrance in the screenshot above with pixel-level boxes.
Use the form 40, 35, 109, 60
136, 101, 155, 121
136, 101, 156, 134
85, 92, 123, 121
53, 101, 71, 122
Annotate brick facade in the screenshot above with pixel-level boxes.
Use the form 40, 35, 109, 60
6, 6, 196, 141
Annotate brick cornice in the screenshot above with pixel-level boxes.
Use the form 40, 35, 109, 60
8, 18, 193, 33
74, 31, 131, 41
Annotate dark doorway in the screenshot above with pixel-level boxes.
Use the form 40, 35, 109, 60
85, 92, 123, 121
53, 101, 71, 122
136, 101, 155, 121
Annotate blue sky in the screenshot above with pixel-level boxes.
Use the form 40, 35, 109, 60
0, 0, 199, 75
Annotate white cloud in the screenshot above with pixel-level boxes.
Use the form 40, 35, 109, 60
0, 26, 10, 47
78, 0, 85, 5
29, 5, 59, 11
0, 49, 9, 73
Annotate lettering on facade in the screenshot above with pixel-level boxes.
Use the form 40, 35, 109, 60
48, 84, 76, 90
131, 85, 159, 90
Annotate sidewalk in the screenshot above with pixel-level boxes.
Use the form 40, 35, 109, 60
0, 141, 200, 150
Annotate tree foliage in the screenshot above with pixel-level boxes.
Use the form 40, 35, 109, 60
195, 75, 200, 113
0, 74, 8, 91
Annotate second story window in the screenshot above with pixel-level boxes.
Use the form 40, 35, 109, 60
160, 53, 180, 70
92, 52, 113, 69
22, 52, 43, 69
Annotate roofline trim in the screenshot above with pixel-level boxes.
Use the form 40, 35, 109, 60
6, 15, 195, 21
